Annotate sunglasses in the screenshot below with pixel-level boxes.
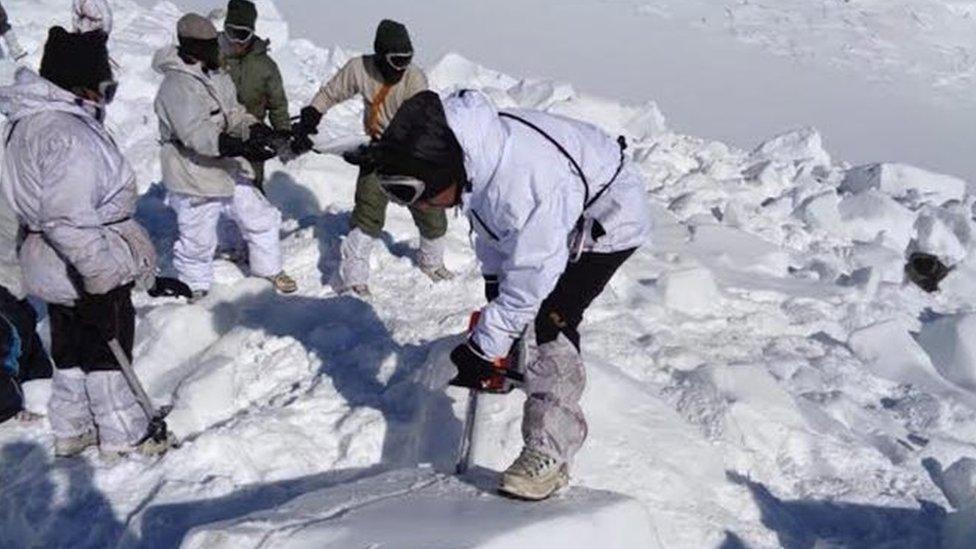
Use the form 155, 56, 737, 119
378, 174, 425, 205
385, 53, 413, 71
225, 24, 255, 44
99, 80, 118, 104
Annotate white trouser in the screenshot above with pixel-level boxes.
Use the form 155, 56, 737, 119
49, 368, 148, 451
338, 227, 375, 289
170, 185, 282, 291
417, 236, 446, 270
522, 334, 587, 464
49, 368, 93, 439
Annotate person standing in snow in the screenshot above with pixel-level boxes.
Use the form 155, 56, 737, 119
291, 19, 452, 297
0, 2, 27, 61
154, 13, 297, 299
72, 0, 113, 35
0, 27, 163, 457
347, 90, 651, 500
221, 0, 290, 195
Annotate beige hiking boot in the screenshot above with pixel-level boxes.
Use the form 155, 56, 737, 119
55, 430, 98, 458
268, 272, 297, 294
499, 447, 570, 501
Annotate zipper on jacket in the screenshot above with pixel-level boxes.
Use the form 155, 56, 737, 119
471, 209, 500, 241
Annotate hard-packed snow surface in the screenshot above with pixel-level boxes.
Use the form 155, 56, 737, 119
1, 1, 976, 548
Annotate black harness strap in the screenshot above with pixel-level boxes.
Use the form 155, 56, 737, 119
499, 112, 627, 211
500, 112, 592, 206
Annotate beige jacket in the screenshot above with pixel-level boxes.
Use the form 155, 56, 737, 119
153, 46, 257, 198
310, 55, 428, 138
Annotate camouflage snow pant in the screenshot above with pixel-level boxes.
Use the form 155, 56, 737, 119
523, 248, 636, 464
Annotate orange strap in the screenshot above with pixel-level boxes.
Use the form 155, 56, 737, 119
366, 84, 393, 138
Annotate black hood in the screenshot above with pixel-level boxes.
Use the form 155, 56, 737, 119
374, 91, 466, 200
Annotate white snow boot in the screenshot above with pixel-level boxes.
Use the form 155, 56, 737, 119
499, 447, 570, 501
3, 30, 26, 61
418, 236, 454, 282
338, 228, 375, 293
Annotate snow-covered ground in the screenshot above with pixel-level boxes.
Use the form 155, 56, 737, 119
2, 0, 976, 547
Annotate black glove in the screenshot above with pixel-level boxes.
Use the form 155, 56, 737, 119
242, 136, 278, 162
290, 132, 315, 155
218, 133, 246, 158
449, 341, 494, 390
484, 275, 500, 303
294, 105, 322, 136
76, 292, 119, 340
248, 123, 274, 144
147, 277, 193, 299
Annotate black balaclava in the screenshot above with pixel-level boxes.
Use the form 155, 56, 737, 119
179, 37, 221, 72
375, 91, 467, 202
40, 27, 113, 97
373, 19, 413, 85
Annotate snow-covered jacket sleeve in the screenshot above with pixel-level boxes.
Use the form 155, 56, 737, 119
72, 0, 113, 34
470, 188, 577, 359
156, 75, 225, 158
36, 131, 126, 295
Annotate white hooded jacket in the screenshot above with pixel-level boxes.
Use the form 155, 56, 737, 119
443, 91, 651, 359
153, 46, 256, 198
0, 68, 156, 305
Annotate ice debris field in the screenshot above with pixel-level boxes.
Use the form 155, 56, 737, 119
3, 0, 976, 548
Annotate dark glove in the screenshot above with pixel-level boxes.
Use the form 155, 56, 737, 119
76, 292, 119, 340
248, 123, 274, 144
294, 105, 322, 136
242, 136, 278, 162
341, 144, 381, 171
289, 132, 315, 155
484, 275, 500, 303
218, 133, 246, 158
449, 340, 495, 390
147, 277, 193, 299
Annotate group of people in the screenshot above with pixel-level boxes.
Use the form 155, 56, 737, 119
0, 0, 652, 501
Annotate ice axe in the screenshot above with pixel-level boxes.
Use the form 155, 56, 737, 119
106, 339, 174, 446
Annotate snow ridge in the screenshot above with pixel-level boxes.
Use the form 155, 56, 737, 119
0, 0, 975, 548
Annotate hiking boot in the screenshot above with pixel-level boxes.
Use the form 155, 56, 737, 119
269, 272, 297, 294
420, 264, 455, 282
189, 290, 208, 303
499, 447, 570, 501
55, 430, 97, 458
100, 433, 176, 461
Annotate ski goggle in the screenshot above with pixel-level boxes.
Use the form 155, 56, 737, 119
99, 80, 119, 104
377, 174, 425, 205
385, 53, 413, 71
225, 24, 255, 44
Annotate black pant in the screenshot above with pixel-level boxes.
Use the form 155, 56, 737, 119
535, 248, 637, 350
48, 286, 135, 373
0, 286, 52, 382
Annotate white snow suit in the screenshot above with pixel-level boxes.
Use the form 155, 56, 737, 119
0, 68, 156, 451
443, 90, 651, 463
72, 0, 113, 35
153, 45, 283, 291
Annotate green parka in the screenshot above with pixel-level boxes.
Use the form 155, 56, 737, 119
223, 38, 290, 131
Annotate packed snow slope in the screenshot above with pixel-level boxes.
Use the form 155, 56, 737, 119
2, 0, 976, 548
150, 0, 976, 184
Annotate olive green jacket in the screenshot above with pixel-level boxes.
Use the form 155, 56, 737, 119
223, 38, 290, 131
